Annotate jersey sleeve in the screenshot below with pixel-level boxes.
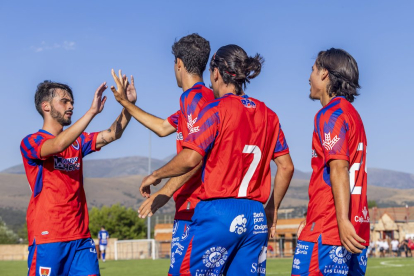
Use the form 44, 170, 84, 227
182, 101, 220, 157
273, 125, 290, 159
317, 111, 350, 162
167, 110, 180, 129
80, 132, 100, 157
20, 134, 50, 161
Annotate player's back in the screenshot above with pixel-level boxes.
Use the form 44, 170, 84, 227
184, 93, 287, 203
301, 96, 369, 246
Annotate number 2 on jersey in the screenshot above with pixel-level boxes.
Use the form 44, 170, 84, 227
349, 142, 367, 195
238, 145, 262, 197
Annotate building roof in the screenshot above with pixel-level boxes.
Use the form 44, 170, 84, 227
369, 206, 414, 223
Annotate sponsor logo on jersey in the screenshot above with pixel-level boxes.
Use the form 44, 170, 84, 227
181, 224, 190, 240
250, 246, 267, 274
229, 214, 247, 235
53, 156, 80, 172
322, 132, 340, 151
71, 140, 80, 150
176, 132, 183, 140
312, 149, 318, 158
41, 231, 49, 235
295, 243, 310, 255
202, 246, 228, 268
241, 98, 256, 108
39, 267, 51, 276
187, 114, 200, 134
355, 206, 370, 223
329, 246, 351, 264
292, 258, 301, 269
172, 221, 179, 235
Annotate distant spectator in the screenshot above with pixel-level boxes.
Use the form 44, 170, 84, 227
391, 239, 399, 257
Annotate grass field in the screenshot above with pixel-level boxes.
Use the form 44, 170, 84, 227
0, 257, 413, 275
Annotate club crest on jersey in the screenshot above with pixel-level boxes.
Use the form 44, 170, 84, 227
322, 132, 340, 151
71, 140, 80, 150
39, 267, 51, 276
187, 114, 200, 134
53, 156, 80, 171
241, 98, 256, 108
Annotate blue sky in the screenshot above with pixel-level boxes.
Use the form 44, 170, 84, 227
0, 0, 413, 174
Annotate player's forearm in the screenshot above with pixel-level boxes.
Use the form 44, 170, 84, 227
272, 154, 294, 210
152, 149, 202, 181
96, 108, 132, 149
272, 166, 294, 210
161, 162, 203, 197
41, 110, 96, 157
330, 160, 351, 222
119, 99, 170, 137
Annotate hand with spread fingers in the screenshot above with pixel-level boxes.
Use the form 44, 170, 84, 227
89, 82, 108, 115
138, 191, 171, 219
110, 69, 130, 103
124, 75, 137, 104
338, 219, 366, 254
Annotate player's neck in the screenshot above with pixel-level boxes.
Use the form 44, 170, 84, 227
181, 74, 204, 92
42, 118, 64, 136
320, 92, 335, 107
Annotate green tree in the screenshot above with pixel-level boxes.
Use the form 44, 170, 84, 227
89, 204, 146, 240
0, 217, 19, 244
368, 200, 377, 208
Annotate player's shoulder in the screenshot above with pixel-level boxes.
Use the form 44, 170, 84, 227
21, 130, 50, 146
315, 97, 353, 122
180, 83, 213, 102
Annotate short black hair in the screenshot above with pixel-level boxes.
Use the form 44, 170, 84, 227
35, 81, 73, 117
315, 48, 360, 102
210, 44, 264, 95
172, 33, 210, 76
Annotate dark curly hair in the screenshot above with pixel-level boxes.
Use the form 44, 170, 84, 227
315, 48, 360, 102
210, 44, 264, 95
171, 33, 210, 76
35, 80, 73, 117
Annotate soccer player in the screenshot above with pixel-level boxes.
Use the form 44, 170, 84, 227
140, 44, 294, 276
21, 76, 135, 276
292, 48, 369, 276
110, 34, 214, 275
98, 226, 109, 262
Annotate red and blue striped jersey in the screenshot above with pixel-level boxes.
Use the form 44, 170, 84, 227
182, 93, 289, 202
300, 96, 369, 246
167, 82, 215, 220
20, 129, 100, 245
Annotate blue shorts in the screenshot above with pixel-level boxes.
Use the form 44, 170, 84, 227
292, 235, 368, 276
168, 219, 193, 275
28, 238, 100, 276
170, 198, 268, 276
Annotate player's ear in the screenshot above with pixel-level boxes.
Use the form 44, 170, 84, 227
213, 67, 219, 81
176, 58, 183, 71
320, 68, 329, 81
42, 101, 51, 113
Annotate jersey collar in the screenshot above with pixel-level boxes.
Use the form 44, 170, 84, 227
38, 129, 55, 136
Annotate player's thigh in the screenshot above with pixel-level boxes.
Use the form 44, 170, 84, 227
99, 245, 106, 252
291, 239, 320, 276
29, 240, 76, 276
68, 238, 100, 276
168, 219, 193, 275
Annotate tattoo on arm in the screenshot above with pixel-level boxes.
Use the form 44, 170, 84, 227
101, 132, 109, 145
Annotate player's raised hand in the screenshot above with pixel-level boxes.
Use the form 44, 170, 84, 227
138, 191, 171, 219
140, 174, 162, 198
89, 82, 108, 115
338, 219, 366, 254
110, 69, 128, 103
124, 75, 137, 104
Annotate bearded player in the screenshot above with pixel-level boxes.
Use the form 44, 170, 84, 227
110, 34, 214, 274
21, 75, 135, 276
292, 48, 369, 276
139, 44, 294, 275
